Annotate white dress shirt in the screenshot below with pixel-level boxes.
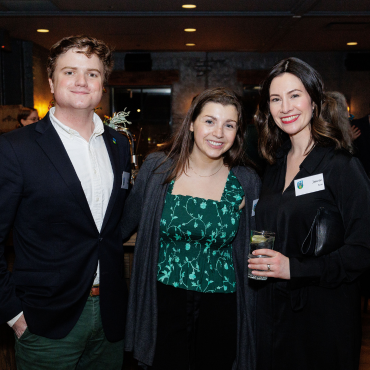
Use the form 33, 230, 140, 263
8, 108, 113, 327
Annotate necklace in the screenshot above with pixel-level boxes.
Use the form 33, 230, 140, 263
305, 143, 316, 156
189, 162, 224, 177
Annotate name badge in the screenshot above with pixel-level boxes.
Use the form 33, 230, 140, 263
252, 199, 259, 216
121, 171, 130, 189
294, 173, 325, 196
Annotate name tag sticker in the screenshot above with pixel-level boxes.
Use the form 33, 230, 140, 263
294, 173, 325, 196
252, 199, 259, 216
121, 171, 130, 189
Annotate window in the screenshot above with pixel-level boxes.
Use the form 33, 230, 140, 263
111, 87, 172, 160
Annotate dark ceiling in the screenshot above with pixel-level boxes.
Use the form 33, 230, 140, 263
0, 0, 369, 52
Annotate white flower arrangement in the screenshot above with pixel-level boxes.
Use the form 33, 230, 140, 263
103, 108, 131, 130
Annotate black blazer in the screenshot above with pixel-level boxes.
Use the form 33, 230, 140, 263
0, 113, 130, 341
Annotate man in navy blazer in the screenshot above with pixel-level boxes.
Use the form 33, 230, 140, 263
0, 35, 130, 369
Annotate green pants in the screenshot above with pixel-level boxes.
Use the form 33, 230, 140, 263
14, 296, 124, 370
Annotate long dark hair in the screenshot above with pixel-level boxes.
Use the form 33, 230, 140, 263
156, 87, 251, 183
255, 57, 351, 164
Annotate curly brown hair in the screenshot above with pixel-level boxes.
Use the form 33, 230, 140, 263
156, 87, 253, 183
47, 35, 114, 85
255, 57, 351, 164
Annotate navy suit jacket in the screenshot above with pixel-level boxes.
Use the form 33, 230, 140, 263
0, 113, 130, 341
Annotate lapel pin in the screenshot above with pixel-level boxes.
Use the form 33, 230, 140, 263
112, 138, 117, 144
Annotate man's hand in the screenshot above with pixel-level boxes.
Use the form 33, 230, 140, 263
12, 314, 28, 339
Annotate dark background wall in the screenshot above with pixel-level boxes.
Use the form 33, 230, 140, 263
0, 39, 33, 107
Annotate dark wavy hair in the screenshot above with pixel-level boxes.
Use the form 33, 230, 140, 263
156, 87, 251, 183
255, 57, 351, 164
47, 35, 114, 85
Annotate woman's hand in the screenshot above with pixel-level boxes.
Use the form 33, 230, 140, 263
351, 125, 361, 140
248, 249, 291, 280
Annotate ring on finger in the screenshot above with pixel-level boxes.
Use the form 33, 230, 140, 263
267, 264, 271, 271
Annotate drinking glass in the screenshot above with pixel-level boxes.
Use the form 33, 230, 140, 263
248, 230, 275, 280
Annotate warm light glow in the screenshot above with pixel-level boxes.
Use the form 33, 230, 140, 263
33, 101, 50, 119
347, 42, 358, 46
184, 28, 196, 32
137, 109, 141, 112
37, 29, 49, 33
182, 4, 196, 8
253, 86, 262, 90
347, 106, 350, 112
186, 43, 196, 46
1, 45, 4, 49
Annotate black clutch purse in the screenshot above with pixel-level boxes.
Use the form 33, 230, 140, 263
301, 207, 344, 257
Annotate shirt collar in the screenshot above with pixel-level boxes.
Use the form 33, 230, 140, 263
276, 139, 333, 174
49, 107, 105, 138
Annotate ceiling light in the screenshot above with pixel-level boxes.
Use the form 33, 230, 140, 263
182, 4, 196, 9
347, 42, 358, 46
184, 28, 196, 32
186, 43, 196, 46
137, 109, 141, 112
292, 15, 301, 19
37, 29, 49, 33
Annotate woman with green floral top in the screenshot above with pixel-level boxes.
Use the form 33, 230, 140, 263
121, 87, 261, 370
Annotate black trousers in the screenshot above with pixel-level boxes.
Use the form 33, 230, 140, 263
151, 282, 237, 370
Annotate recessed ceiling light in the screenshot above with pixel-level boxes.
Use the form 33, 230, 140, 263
186, 43, 196, 46
182, 4, 196, 9
347, 42, 358, 46
184, 28, 196, 32
37, 29, 49, 33
292, 15, 301, 19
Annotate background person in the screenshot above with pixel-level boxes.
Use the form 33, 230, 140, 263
351, 112, 370, 177
321, 91, 355, 145
16, 107, 39, 128
0, 35, 130, 370
251, 57, 370, 370
121, 87, 261, 370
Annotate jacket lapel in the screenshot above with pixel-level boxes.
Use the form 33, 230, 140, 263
35, 114, 97, 229
101, 127, 121, 231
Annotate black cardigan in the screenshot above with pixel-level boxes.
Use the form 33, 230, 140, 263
121, 152, 261, 369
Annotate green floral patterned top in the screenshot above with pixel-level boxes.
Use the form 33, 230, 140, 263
157, 170, 244, 293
